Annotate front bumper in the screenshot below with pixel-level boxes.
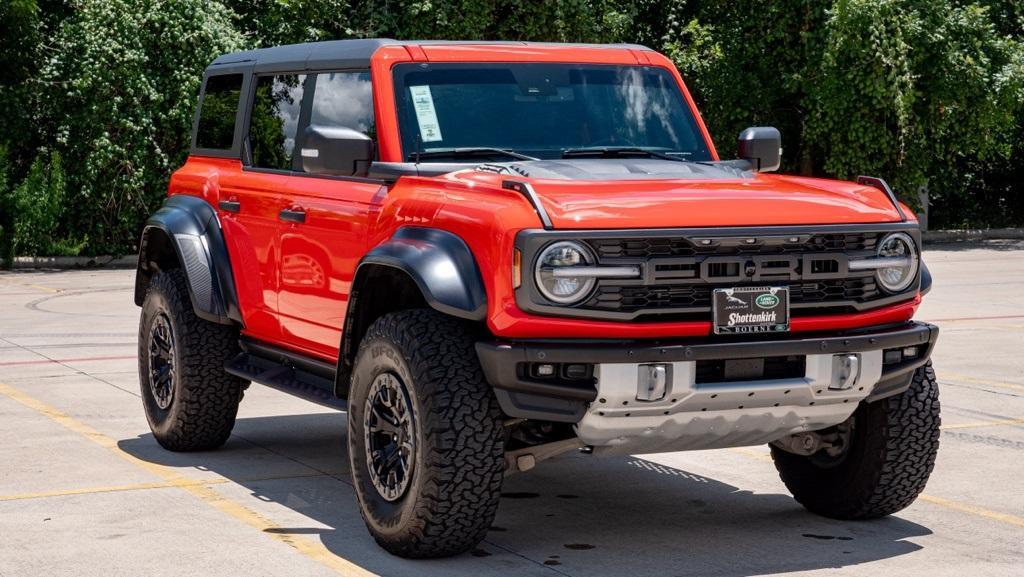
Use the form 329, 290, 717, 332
476, 322, 938, 454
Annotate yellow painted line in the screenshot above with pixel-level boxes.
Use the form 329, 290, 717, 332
942, 417, 1024, 430
918, 495, 1024, 529
941, 372, 1024, 394
0, 381, 378, 577
0, 478, 233, 502
0, 472, 333, 503
729, 447, 772, 462
0, 280, 62, 293
728, 443, 1024, 530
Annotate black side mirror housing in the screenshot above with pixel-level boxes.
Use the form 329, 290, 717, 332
738, 126, 781, 172
301, 125, 373, 177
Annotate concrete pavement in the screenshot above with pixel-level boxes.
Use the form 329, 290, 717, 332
1, 242, 1022, 577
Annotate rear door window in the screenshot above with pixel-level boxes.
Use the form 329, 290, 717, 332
196, 73, 244, 150
249, 74, 307, 170
310, 72, 375, 145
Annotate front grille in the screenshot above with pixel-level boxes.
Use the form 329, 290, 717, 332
585, 277, 879, 314
574, 230, 895, 318
587, 232, 880, 259
516, 226, 918, 322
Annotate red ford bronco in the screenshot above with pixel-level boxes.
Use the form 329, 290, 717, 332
135, 39, 940, 558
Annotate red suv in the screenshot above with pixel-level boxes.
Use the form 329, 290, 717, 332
134, 39, 940, 558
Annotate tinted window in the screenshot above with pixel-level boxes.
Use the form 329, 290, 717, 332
311, 72, 375, 143
196, 74, 243, 150
392, 64, 710, 161
249, 74, 306, 170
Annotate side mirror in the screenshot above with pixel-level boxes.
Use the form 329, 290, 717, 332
738, 126, 781, 172
301, 125, 373, 177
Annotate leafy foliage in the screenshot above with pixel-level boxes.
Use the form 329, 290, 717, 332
33, 0, 245, 255
808, 0, 1024, 217
0, 0, 1022, 262
8, 151, 86, 257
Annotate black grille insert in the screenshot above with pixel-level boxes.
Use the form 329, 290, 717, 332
586, 232, 879, 259
584, 277, 880, 314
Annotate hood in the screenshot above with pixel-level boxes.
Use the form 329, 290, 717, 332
460, 159, 905, 229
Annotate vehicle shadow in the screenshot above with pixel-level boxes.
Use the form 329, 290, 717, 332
118, 412, 931, 577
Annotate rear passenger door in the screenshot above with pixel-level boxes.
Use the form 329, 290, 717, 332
275, 71, 383, 359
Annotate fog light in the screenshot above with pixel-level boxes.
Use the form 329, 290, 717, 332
534, 364, 555, 377
902, 347, 919, 359
563, 364, 591, 380
883, 350, 903, 365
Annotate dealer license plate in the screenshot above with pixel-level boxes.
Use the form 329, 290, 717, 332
713, 287, 790, 334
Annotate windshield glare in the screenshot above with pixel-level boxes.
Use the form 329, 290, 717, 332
393, 63, 712, 162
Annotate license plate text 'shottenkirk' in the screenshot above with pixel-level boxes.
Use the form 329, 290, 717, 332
713, 287, 790, 334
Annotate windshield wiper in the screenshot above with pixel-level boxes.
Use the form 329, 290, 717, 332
561, 147, 690, 163
410, 147, 539, 162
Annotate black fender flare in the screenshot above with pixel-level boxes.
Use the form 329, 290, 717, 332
134, 195, 241, 325
334, 227, 487, 396
353, 227, 487, 321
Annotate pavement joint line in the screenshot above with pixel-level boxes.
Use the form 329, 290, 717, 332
942, 417, 1024, 430
941, 373, 1024, 394
0, 337, 143, 399
0, 472, 336, 503
482, 538, 573, 577
0, 380, 379, 577
728, 445, 1024, 530
0, 355, 137, 367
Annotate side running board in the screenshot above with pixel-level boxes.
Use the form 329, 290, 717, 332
225, 339, 346, 411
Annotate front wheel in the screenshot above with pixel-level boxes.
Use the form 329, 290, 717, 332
771, 361, 940, 519
348, 309, 506, 558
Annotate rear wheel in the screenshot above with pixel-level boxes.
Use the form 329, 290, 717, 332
771, 361, 940, 518
348, 309, 506, 558
138, 269, 246, 451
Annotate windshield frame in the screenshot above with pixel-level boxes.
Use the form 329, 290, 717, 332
390, 62, 714, 164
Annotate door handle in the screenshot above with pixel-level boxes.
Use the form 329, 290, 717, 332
218, 200, 241, 213
279, 208, 306, 224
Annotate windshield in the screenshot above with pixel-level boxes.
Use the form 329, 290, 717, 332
392, 63, 712, 162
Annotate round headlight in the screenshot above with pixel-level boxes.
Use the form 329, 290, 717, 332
535, 241, 596, 304
875, 232, 919, 292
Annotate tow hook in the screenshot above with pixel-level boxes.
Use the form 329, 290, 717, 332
771, 418, 853, 457
504, 438, 584, 474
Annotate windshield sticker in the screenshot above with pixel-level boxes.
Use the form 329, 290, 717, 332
409, 85, 443, 142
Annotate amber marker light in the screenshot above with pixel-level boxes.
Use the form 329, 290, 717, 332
512, 249, 522, 289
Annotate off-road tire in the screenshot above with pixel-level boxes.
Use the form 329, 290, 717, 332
771, 361, 940, 519
348, 309, 506, 558
138, 269, 246, 451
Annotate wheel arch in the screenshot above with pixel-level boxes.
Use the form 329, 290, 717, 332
134, 195, 241, 326
335, 227, 487, 396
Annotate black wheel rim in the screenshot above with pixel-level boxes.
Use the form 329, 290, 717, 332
148, 313, 176, 411
364, 372, 415, 502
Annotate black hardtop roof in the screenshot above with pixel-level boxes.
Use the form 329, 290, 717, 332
207, 39, 652, 75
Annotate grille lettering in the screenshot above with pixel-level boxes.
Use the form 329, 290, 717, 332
647, 254, 849, 284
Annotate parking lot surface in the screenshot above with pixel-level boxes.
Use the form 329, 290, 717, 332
1, 241, 1022, 577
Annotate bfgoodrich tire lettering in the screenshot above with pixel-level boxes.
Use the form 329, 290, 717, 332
348, 309, 505, 558
138, 269, 246, 451
771, 360, 940, 518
